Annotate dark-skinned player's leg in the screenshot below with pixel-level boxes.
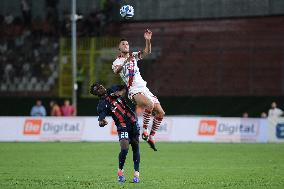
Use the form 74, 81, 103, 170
130, 136, 140, 183
117, 130, 129, 183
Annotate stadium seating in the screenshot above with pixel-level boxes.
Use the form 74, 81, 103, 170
0, 26, 59, 95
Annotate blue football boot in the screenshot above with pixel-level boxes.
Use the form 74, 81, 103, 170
133, 171, 140, 183
117, 169, 125, 183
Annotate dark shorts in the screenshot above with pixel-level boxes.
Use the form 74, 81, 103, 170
118, 123, 140, 143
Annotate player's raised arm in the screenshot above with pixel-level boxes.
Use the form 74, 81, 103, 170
142, 29, 152, 58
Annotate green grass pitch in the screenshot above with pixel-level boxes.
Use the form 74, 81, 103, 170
0, 142, 284, 189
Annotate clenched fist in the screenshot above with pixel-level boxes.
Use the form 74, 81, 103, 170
99, 119, 108, 127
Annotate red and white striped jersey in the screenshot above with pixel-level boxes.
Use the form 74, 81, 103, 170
112, 51, 146, 89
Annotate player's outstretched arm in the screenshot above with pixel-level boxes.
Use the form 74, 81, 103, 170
142, 29, 152, 58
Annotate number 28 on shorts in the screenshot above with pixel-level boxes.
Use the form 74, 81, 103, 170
119, 131, 129, 140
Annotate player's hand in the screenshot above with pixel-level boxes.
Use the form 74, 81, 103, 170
144, 29, 152, 40
99, 119, 108, 127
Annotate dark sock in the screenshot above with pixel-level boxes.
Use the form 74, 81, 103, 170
132, 144, 140, 172
118, 149, 128, 170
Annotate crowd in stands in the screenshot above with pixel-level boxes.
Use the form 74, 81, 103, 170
0, 0, 119, 94
242, 101, 283, 118
0, 28, 59, 92
30, 99, 75, 116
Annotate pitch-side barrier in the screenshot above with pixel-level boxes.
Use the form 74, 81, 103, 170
0, 116, 283, 143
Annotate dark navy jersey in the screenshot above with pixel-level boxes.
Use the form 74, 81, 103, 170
97, 85, 139, 132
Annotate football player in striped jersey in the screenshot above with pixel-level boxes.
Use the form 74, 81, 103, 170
90, 83, 141, 183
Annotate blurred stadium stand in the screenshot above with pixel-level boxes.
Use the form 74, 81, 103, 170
120, 16, 284, 96
0, 30, 59, 96
0, 0, 284, 116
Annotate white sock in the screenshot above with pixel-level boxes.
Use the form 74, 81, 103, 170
134, 171, 139, 177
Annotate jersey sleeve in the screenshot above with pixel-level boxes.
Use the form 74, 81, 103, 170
112, 58, 123, 73
97, 100, 108, 121
132, 51, 143, 61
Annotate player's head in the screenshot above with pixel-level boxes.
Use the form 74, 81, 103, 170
118, 38, 129, 53
90, 83, 107, 97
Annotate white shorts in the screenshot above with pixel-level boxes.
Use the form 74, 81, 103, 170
128, 86, 160, 104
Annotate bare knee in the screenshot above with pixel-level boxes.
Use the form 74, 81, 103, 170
154, 105, 165, 118
156, 109, 165, 118
120, 139, 129, 150
146, 102, 154, 112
